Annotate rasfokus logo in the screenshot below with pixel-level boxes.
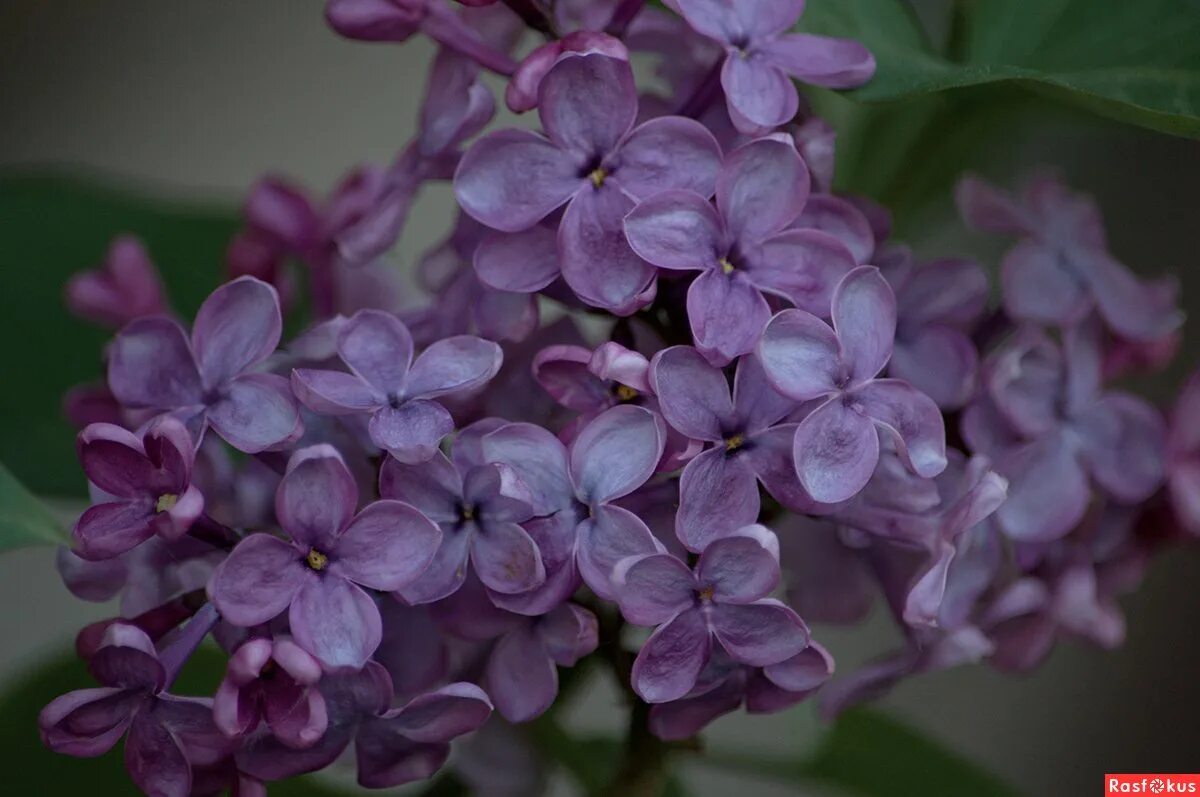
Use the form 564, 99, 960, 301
1107, 775, 1200, 794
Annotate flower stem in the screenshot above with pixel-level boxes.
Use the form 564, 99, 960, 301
676, 58, 724, 118
160, 602, 220, 688
424, 5, 520, 76
605, 0, 646, 37
190, 513, 239, 551
502, 0, 558, 38
601, 698, 669, 797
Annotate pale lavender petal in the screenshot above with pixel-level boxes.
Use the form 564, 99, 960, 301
332, 501, 442, 591
474, 288, 539, 343
356, 735, 449, 789
56, 547, 128, 602
474, 226, 561, 292
996, 435, 1089, 543
612, 553, 695, 625
622, 190, 725, 272
208, 534, 307, 627
39, 687, 134, 757
745, 228, 855, 315
732, 353, 794, 434
697, 525, 780, 603
612, 116, 723, 200
570, 404, 665, 503
1001, 240, 1090, 326
378, 451, 461, 523
369, 400, 455, 464
538, 52, 636, 156
761, 33, 876, 89
290, 575, 382, 671
649, 676, 744, 740
589, 342, 651, 393
336, 310, 413, 395
890, 328, 978, 410
741, 424, 821, 512
718, 136, 810, 245
792, 398, 880, 503
676, 448, 760, 553
688, 269, 772, 366
792, 194, 874, 264
756, 309, 841, 400
192, 277, 282, 387
721, 54, 799, 133
472, 521, 545, 594
631, 608, 711, 703
649, 345, 734, 441
898, 257, 989, 328
832, 266, 896, 383
125, 712, 192, 797
454, 129, 580, 232
559, 187, 657, 315
405, 336, 503, 399
481, 423, 574, 514
761, 642, 834, 693
108, 317, 203, 409
276, 446, 357, 551
532, 345, 611, 412
488, 512, 581, 615
381, 682, 493, 743
854, 379, 947, 479
1075, 394, 1166, 503
207, 373, 302, 454
266, 686, 328, 750
290, 369, 380, 415
485, 626, 557, 722
539, 603, 599, 666
710, 599, 809, 666
1087, 250, 1184, 342
954, 175, 1030, 234
577, 504, 662, 600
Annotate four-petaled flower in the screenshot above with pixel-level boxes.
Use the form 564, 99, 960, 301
214, 637, 328, 749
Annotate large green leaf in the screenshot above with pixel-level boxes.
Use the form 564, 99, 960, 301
802, 0, 1200, 137
704, 707, 1020, 797
0, 172, 237, 497
0, 461, 67, 551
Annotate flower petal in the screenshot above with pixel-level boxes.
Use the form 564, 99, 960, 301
290, 369, 380, 415
405, 336, 503, 399
631, 608, 711, 703
332, 501, 442, 591
746, 228, 855, 315
890, 327, 978, 410
612, 553, 695, 625
369, 400, 455, 464
649, 345, 734, 441
832, 266, 896, 383
378, 451, 462, 523
192, 277, 282, 387
791, 194, 875, 265
382, 682, 493, 743
718, 136, 810, 244
539, 52, 636, 156
455, 128, 580, 232
472, 520, 545, 594
1000, 240, 1090, 326
792, 398, 880, 503
996, 435, 1089, 543
485, 626, 557, 722
761, 33, 876, 88
854, 379, 947, 479
481, 423, 574, 514
622, 190, 724, 272
577, 504, 662, 601
208, 534, 307, 627
395, 525, 473, 605
676, 447, 760, 553
710, 599, 809, 666
108, 317, 203, 409
697, 525, 780, 604
276, 446, 358, 551
570, 404, 665, 503
721, 54, 799, 133
757, 309, 841, 400
474, 226, 561, 293
559, 187, 657, 315
289, 575, 382, 671
336, 310, 413, 395
613, 116, 723, 200
207, 373, 302, 454
125, 712, 192, 797
687, 269, 772, 367
532, 345, 612, 412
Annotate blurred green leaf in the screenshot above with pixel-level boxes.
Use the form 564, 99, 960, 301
0, 461, 67, 551
802, 0, 1200, 137
703, 707, 1019, 797
0, 171, 237, 498
3, 645, 349, 795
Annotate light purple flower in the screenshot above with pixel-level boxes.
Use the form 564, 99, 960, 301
624, 135, 856, 364
208, 445, 441, 670
379, 442, 545, 603
650, 346, 817, 551
757, 266, 947, 503
291, 309, 503, 463
615, 524, 809, 703
881, 256, 988, 410
956, 172, 1182, 342
480, 404, 668, 609
65, 235, 168, 328
107, 276, 304, 453
455, 52, 722, 314
670, 0, 875, 132
506, 32, 629, 114
40, 624, 230, 797
214, 637, 327, 749
964, 320, 1166, 542
73, 418, 204, 560
485, 603, 598, 722
790, 192, 876, 266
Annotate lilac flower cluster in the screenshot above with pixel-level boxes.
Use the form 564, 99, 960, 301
44, 1, 1196, 794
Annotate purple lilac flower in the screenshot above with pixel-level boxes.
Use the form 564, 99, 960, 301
614, 524, 809, 702
72, 417, 204, 560
1168, 371, 1200, 536
379, 441, 545, 603
239, 661, 491, 788
757, 266, 947, 503
963, 321, 1165, 543
107, 276, 304, 453
291, 309, 502, 463
455, 52, 722, 314
956, 172, 1182, 342
506, 32, 629, 113
484, 603, 598, 722
650, 346, 819, 551
624, 135, 856, 364
791, 117, 836, 192
790, 192, 876, 266
649, 643, 833, 740
879, 255, 988, 410
479, 404, 667, 610
669, 0, 875, 133
214, 638, 327, 749
40, 623, 231, 797
65, 235, 168, 328
209, 445, 441, 670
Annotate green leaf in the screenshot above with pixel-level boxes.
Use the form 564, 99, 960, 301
0, 171, 237, 498
703, 708, 1019, 797
801, 0, 1200, 137
2, 646, 349, 796
0, 461, 68, 551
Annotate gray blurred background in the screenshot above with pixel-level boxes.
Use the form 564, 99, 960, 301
2, 2, 1199, 795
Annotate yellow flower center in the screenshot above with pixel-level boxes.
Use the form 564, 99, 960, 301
461, 505, 475, 522
699, 585, 716, 602
724, 434, 745, 453
615, 384, 639, 402
589, 167, 608, 189
155, 493, 179, 513
719, 257, 735, 274
305, 549, 329, 571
